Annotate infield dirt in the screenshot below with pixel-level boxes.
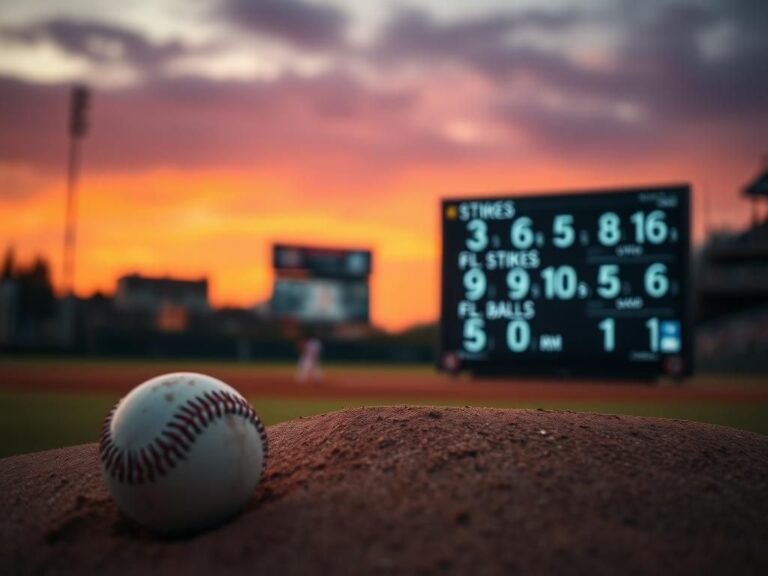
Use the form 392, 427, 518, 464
2, 362, 767, 404
2, 406, 767, 574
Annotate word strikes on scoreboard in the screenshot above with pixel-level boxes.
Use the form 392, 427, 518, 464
440, 186, 691, 379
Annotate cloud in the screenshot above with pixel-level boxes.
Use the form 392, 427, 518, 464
1, 0, 766, 192
0, 73, 447, 181
378, 7, 581, 61
220, 0, 348, 50
0, 78, 69, 170
373, 1, 768, 155
2, 19, 189, 68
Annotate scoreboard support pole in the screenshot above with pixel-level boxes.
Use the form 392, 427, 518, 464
62, 135, 81, 297
62, 85, 89, 298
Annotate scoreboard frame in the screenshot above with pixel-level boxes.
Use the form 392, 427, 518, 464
271, 243, 372, 324
439, 184, 692, 380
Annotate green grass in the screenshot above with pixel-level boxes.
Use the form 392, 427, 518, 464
0, 391, 119, 458
0, 356, 433, 374
1, 390, 766, 459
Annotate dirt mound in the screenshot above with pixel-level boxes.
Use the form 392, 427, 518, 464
1, 407, 766, 575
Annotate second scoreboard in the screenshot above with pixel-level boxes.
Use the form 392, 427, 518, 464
439, 185, 692, 378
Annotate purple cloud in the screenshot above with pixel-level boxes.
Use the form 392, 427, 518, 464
374, 1, 768, 153
0, 19, 199, 76
221, 0, 348, 50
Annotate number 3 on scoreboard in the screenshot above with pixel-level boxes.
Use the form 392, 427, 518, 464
466, 219, 488, 251
463, 318, 486, 352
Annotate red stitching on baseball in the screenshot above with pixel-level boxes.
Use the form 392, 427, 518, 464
140, 448, 155, 482
148, 443, 166, 476
100, 390, 268, 485
175, 412, 202, 435
196, 397, 213, 425
168, 420, 195, 443
115, 451, 126, 483
203, 392, 218, 417
155, 437, 178, 467
163, 430, 189, 452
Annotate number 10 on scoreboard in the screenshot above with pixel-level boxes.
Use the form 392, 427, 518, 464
439, 185, 692, 379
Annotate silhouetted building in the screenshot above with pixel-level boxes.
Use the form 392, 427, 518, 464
116, 274, 209, 312
744, 165, 768, 227
116, 274, 209, 332
0, 275, 17, 345
697, 166, 768, 322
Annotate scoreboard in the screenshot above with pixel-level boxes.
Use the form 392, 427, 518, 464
440, 185, 692, 379
271, 244, 371, 324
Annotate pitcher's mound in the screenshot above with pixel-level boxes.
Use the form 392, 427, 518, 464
1, 406, 766, 575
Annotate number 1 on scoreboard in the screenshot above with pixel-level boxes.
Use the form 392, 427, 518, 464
598, 318, 615, 352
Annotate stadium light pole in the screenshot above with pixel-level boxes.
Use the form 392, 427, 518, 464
62, 85, 90, 297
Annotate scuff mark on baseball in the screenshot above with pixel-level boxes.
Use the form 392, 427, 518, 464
99, 372, 268, 535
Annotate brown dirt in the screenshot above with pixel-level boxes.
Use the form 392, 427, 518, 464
1, 406, 767, 575
2, 363, 767, 404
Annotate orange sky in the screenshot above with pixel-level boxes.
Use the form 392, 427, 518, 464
1, 0, 766, 330
0, 158, 758, 331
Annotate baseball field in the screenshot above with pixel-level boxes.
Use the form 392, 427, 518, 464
1, 356, 766, 458
3, 357, 767, 574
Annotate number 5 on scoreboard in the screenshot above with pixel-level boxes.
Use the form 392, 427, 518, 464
597, 264, 621, 299
463, 318, 486, 353
552, 214, 575, 248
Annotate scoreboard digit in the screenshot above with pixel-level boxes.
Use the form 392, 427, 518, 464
439, 185, 692, 379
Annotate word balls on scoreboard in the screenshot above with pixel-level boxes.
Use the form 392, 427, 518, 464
440, 185, 691, 379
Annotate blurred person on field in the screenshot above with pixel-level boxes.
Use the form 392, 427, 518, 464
296, 333, 323, 383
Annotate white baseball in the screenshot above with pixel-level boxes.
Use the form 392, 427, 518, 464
99, 372, 268, 535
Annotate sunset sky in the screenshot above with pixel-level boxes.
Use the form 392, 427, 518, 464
1, 0, 767, 330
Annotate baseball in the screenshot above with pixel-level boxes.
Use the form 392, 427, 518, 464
99, 372, 268, 535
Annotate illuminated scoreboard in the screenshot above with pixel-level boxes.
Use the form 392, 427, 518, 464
271, 244, 371, 324
440, 185, 692, 378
